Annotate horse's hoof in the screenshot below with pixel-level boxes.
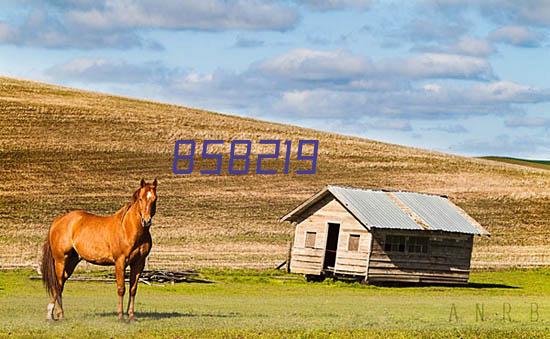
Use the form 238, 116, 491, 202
128, 315, 138, 323
117, 314, 124, 321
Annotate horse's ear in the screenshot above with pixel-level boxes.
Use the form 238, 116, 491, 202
153, 177, 158, 188
140, 178, 146, 188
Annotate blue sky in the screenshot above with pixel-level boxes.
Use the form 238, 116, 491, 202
1, 0, 549, 159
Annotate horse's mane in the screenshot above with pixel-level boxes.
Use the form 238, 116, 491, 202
116, 187, 141, 218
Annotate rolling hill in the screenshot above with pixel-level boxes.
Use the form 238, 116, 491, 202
480, 156, 550, 171
1, 76, 549, 270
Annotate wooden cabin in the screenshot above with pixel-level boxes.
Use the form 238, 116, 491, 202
280, 185, 489, 285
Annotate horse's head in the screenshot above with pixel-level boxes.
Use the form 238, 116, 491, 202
133, 178, 158, 228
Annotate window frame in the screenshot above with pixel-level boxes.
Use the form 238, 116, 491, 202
407, 236, 429, 254
384, 234, 430, 255
348, 234, 360, 251
305, 231, 317, 249
384, 235, 406, 253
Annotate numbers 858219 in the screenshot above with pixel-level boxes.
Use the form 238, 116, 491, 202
172, 139, 319, 175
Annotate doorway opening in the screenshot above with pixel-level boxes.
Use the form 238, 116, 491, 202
323, 222, 340, 270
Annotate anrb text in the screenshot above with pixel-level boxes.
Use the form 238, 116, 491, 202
173, 139, 319, 175
449, 303, 541, 322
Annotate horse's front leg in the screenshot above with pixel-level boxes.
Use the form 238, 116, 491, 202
127, 259, 145, 322
115, 258, 126, 321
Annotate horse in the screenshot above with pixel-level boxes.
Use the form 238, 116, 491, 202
41, 178, 157, 321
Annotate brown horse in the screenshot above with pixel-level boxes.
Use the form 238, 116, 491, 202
41, 178, 157, 321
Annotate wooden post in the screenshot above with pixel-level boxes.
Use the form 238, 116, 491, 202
286, 222, 296, 273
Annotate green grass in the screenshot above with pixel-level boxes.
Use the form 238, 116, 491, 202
1, 269, 550, 338
480, 156, 550, 171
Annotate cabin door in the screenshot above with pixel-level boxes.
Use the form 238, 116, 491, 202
323, 223, 340, 271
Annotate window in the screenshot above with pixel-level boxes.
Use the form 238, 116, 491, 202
384, 235, 429, 254
384, 235, 406, 252
348, 234, 360, 251
305, 231, 316, 248
407, 236, 429, 254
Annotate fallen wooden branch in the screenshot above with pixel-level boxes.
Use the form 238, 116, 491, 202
30, 270, 215, 284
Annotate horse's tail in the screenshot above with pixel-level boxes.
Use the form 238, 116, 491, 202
41, 235, 60, 297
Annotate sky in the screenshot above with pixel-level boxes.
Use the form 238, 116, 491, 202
0, 0, 549, 159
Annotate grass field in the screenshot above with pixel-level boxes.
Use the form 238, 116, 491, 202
1, 76, 550, 270
480, 157, 550, 171
1, 269, 550, 338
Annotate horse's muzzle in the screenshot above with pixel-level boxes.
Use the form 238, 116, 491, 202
141, 218, 152, 228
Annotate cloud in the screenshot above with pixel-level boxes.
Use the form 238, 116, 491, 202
423, 124, 469, 133
257, 48, 370, 81
449, 37, 496, 56
269, 81, 550, 120
425, 0, 550, 28
0, 7, 160, 49
64, 0, 299, 32
0, 0, 299, 49
233, 36, 265, 48
478, 1, 550, 28
397, 19, 468, 44
256, 48, 494, 82
390, 53, 494, 80
45, 58, 178, 83
505, 116, 550, 128
468, 81, 550, 103
489, 25, 547, 47
417, 37, 496, 57
297, 0, 373, 11
47, 51, 550, 131
369, 119, 412, 131
274, 89, 366, 118
450, 134, 550, 157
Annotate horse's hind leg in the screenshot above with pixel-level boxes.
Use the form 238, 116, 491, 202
56, 251, 80, 320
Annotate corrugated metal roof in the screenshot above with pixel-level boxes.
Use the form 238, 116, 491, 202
393, 192, 485, 235
328, 186, 423, 230
280, 185, 488, 236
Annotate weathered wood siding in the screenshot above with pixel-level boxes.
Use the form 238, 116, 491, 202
333, 215, 371, 276
367, 229, 473, 284
290, 195, 371, 276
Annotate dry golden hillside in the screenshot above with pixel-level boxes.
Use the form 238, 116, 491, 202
1, 76, 549, 270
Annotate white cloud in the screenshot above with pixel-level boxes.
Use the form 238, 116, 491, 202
489, 25, 546, 47
257, 48, 370, 81
450, 36, 496, 56
505, 116, 550, 128
298, 0, 373, 11
65, 0, 299, 31
391, 53, 494, 80
370, 119, 412, 131
423, 124, 468, 133
0, 7, 154, 49
275, 89, 367, 118
390, 18, 468, 44
46, 58, 177, 83
46, 52, 550, 130
233, 36, 264, 48
450, 134, 550, 158
425, 0, 550, 28
0, 1, 299, 49
469, 81, 550, 103
257, 49, 494, 82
